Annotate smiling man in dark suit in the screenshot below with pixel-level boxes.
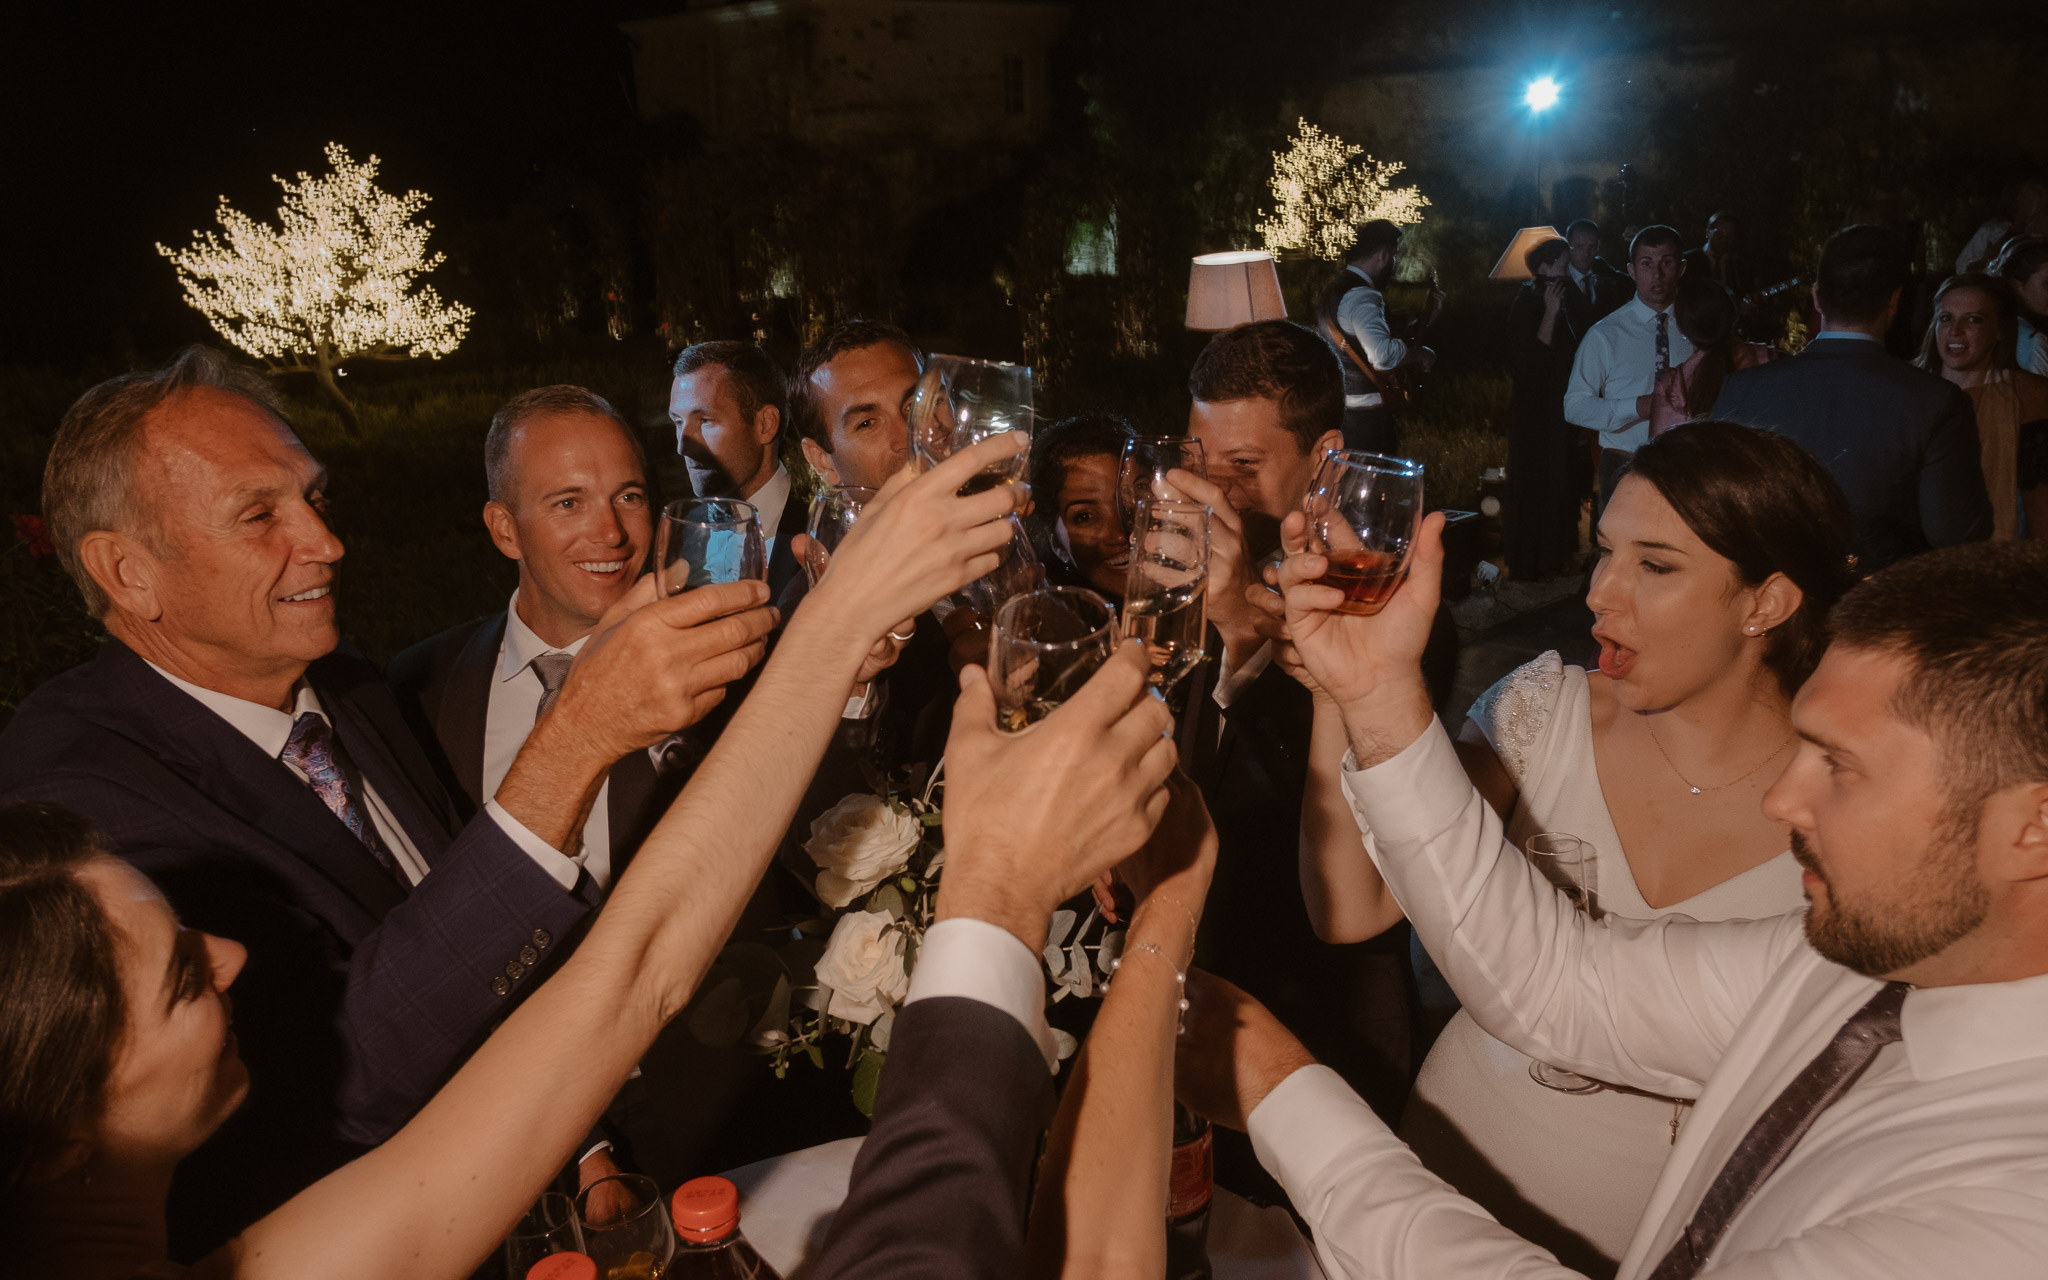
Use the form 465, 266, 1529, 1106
0, 348, 776, 1258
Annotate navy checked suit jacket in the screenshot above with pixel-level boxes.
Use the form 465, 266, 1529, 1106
0, 639, 593, 1258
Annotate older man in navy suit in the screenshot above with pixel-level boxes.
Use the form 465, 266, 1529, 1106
1713, 224, 1993, 572
0, 348, 776, 1259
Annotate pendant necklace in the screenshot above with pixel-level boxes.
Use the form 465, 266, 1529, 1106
1644, 720, 1796, 796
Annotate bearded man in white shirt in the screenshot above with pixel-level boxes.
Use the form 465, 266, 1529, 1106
1179, 530, 2048, 1279
1565, 225, 1691, 512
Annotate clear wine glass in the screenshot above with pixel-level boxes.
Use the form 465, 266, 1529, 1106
504, 1191, 584, 1280
906, 355, 1034, 493
575, 1174, 676, 1280
989, 586, 1117, 732
1524, 832, 1605, 1094
802, 484, 879, 587
1122, 499, 1210, 693
657, 498, 766, 596
1117, 435, 1208, 525
1301, 451, 1424, 616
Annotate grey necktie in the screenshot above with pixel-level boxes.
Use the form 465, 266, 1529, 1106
530, 652, 573, 724
1646, 981, 1910, 1279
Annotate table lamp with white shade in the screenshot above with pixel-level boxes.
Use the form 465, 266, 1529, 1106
1488, 227, 1567, 282
1185, 250, 1288, 330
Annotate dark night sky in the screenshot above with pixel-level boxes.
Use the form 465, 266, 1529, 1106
2, 2, 672, 362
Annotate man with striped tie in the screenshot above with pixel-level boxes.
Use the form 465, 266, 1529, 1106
0, 348, 777, 1260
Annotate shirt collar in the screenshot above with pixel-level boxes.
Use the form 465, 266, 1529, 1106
747, 463, 793, 539
1625, 294, 1672, 323
499, 589, 589, 683
144, 660, 325, 760
1902, 969, 2048, 1080
1570, 264, 1591, 284
1347, 264, 1377, 288
1812, 330, 1883, 344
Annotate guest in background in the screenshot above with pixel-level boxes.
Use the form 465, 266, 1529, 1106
0, 348, 777, 1257
1024, 410, 1137, 600
1565, 225, 1691, 513
1917, 273, 2048, 540
1649, 274, 1781, 438
1288, 422, 1849, 1271
1714, 224, 1991, 571
1315, 219, 1443, 455
1564, 218, 1629, 324
1955, 173, 2048, 274
1990, 235, 2048, 376
1503, 236, 1584, 581
669, 341, 807, 597
1680, 211, 1755, 309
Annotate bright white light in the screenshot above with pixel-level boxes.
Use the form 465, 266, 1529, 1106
1526, 77, 1561, 112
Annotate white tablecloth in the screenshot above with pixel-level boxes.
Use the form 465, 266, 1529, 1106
721, 1136, 1324, 1279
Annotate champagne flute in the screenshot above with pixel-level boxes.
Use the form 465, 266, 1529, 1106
1301, 450, 1424, 616
802, 484, 879, 587
1117, 435, 1208, 525
1121, 499, 1210, 693
656, 498, 766, 596
504, 1191, 584, 1280
575, 1174, 676, 1279
1524, 832, 1605, 1094
988, 586, 1117, 732
906, 355, 1034, 493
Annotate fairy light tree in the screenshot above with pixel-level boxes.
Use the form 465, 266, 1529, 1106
158, 143, 474, 434
1256, 119, 1430, 262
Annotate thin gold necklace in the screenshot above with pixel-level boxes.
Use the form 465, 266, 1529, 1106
1643, 720, 1796, 796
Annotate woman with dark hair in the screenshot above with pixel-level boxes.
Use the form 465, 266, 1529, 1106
1916, 272, 2048, 540
1503, 235, 1583, 580
1648, 273, 1780, 438
1990, 235, 2048, 376
1291, 421, 1853, 1271
1024, 411, 1138, 600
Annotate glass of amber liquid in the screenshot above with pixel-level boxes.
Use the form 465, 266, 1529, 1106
1302, 450, 1424, 616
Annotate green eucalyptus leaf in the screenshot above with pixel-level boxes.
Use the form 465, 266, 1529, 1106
851, 1047, 887, 1117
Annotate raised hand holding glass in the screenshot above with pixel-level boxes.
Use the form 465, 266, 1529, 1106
1117, 435, 1208, 525
989, 586, 1117, 732
1301, 451, 1424, 616
657, 498, 766, 596
802, 485, 878, 587
906, 355, 1033, 493
1121, 499, 1210, 693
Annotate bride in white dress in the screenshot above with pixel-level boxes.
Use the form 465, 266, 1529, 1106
1289, 422, 1856, 1273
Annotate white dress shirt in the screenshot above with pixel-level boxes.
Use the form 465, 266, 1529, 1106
906, 917, 1059, 1071
483, 594, 614, 890
145, 661, 582, 891
1569, 263, 1601, 303
1564, 296, 1693, 454
1247, 723, 2048, 1278
747, 463, 793, 562
1337, 267, 1406, 405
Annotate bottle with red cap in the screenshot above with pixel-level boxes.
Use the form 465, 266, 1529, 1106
669, 1176, 783, 1279
525, 1253, 597, 1280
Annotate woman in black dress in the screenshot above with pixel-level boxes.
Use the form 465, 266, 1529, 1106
1504, 236, 1583, 580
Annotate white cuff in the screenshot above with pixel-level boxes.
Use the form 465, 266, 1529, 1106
578, 1140, 613, 1164
1337, 720, 1467, 848
1212, 640, 1274, 711
908, 917, 1058, 1072
842, 681, 881, 720
1247, 1063, 1390, 1197
484, 798, 587, 892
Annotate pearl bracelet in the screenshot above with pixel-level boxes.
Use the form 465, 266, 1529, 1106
1107, 941, 1190, 1035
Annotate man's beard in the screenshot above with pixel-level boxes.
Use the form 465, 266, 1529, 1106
1793, 816, 1988, 977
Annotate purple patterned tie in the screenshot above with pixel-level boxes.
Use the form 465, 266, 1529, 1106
1646, 981, 1910, 1279
280, 712, 400, 878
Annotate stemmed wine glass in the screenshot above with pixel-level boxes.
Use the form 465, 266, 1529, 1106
656, 498, 766, 596
988, 586, 1117, 733
1121, 499, 1211, 693
906, 354, 1034, 492
802, 484, 879, 587
575, 1174, 675, 1280
1524, 832, 1605, 1094
504, 1191, 584, 1280
1301, 451, 1424, 616
1117, 435, 1207, 525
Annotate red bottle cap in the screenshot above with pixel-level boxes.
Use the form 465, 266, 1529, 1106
526, 1253, 597, 1280
671, 1175, 742, 1243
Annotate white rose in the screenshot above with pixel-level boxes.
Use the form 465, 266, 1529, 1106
805, 794, 921, 908
814, 910, 910, 1025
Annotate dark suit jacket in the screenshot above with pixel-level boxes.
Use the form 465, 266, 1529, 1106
1711, 336, 1993, 571
0, 639, 591, 1258
807, 996, 1054, 1280
766, 480, 810, 601
1566, 265, 1629, 330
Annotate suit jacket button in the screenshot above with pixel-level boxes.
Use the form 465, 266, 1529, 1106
491, 976, 510, 996
532, 928, 552, 949
505, 960, 527, 981
519, 944, 539, 966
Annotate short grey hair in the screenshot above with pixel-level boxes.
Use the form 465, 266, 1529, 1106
483, 385, 642, 505
43, 346, 287, 618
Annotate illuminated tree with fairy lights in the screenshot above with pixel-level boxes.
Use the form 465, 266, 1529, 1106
158, 143, 474, 434
1256, 119, 1430, 262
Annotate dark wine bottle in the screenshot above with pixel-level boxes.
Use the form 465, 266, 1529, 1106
1166, 1103, 1214, 1280
670, 1176, 784, 1279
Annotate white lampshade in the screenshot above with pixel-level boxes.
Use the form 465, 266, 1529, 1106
1185, 250, 1288, 330
1489, 227, 1566, 282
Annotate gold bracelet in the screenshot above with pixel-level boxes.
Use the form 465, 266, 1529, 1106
1135, 894, 1199, 960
